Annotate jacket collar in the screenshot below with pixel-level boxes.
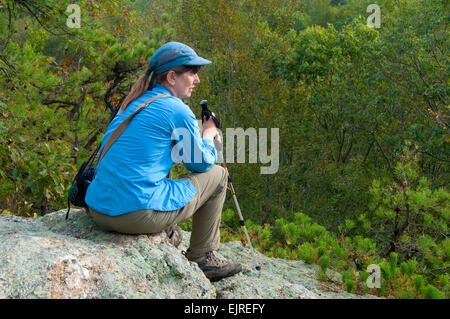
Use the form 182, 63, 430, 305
151, 84, 173, 96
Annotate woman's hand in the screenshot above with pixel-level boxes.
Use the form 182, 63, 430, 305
202, 113, 221, 144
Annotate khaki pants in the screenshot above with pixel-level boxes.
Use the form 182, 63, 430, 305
88, 165, 228, 255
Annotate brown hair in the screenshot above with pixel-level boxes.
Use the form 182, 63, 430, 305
120, 65, 201, 112
154, 65, 200, 86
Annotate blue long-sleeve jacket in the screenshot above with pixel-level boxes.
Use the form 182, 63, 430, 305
85, 84, 217, 216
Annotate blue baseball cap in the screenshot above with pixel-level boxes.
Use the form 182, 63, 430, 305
149, 42, 211, 75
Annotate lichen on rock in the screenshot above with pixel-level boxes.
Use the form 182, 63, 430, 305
0, 209, 378, 299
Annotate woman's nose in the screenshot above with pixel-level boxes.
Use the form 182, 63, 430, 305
194, 73, 200, 84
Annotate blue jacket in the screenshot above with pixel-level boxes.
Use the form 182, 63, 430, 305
85, 84, 217, 216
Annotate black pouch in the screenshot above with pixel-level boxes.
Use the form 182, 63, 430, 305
66, 144, 100, 219
68, 163, 94, 207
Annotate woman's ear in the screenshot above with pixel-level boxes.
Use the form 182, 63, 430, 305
166, 70, 177, 86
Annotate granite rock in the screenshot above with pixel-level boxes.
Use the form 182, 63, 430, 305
0, 209, 379, 299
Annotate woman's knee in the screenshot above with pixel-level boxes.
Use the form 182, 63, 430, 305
211, 165, 227, 190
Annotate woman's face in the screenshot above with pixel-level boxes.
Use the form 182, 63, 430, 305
171, 69, 200, 98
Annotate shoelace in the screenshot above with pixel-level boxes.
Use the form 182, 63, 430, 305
181, 250, 226, 265
205, 251, 226, 265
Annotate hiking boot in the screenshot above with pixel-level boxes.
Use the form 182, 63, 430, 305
185, 250, 242, 282
165, 226, 183, 248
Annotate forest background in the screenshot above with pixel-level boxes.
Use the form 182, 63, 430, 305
0, 0, 448, 299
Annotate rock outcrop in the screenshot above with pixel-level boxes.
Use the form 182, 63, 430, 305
0, 209, 378, 299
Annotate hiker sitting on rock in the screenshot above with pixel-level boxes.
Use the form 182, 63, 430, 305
85, 42, 242, 281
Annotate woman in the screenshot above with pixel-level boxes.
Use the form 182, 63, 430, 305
85, 42, 242, 281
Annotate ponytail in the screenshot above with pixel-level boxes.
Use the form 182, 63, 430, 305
120, 68, 153, 112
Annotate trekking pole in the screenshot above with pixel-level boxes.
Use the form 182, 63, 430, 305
221, 155, 262, 271
200, 100, 261, 271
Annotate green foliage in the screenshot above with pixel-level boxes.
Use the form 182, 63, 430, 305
1, 0, 448, 300
400, 259, 417, 275
423, 285, 445, 299
297, 242, 319, 263
319, 255, 330, 271
0, 0, 175, 216
219, 150, 448, 298
342, 270, 356, 293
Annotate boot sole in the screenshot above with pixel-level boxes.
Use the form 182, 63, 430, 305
204, 263, 243, 282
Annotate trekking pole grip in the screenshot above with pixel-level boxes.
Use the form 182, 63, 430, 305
200, 99, 221, 129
